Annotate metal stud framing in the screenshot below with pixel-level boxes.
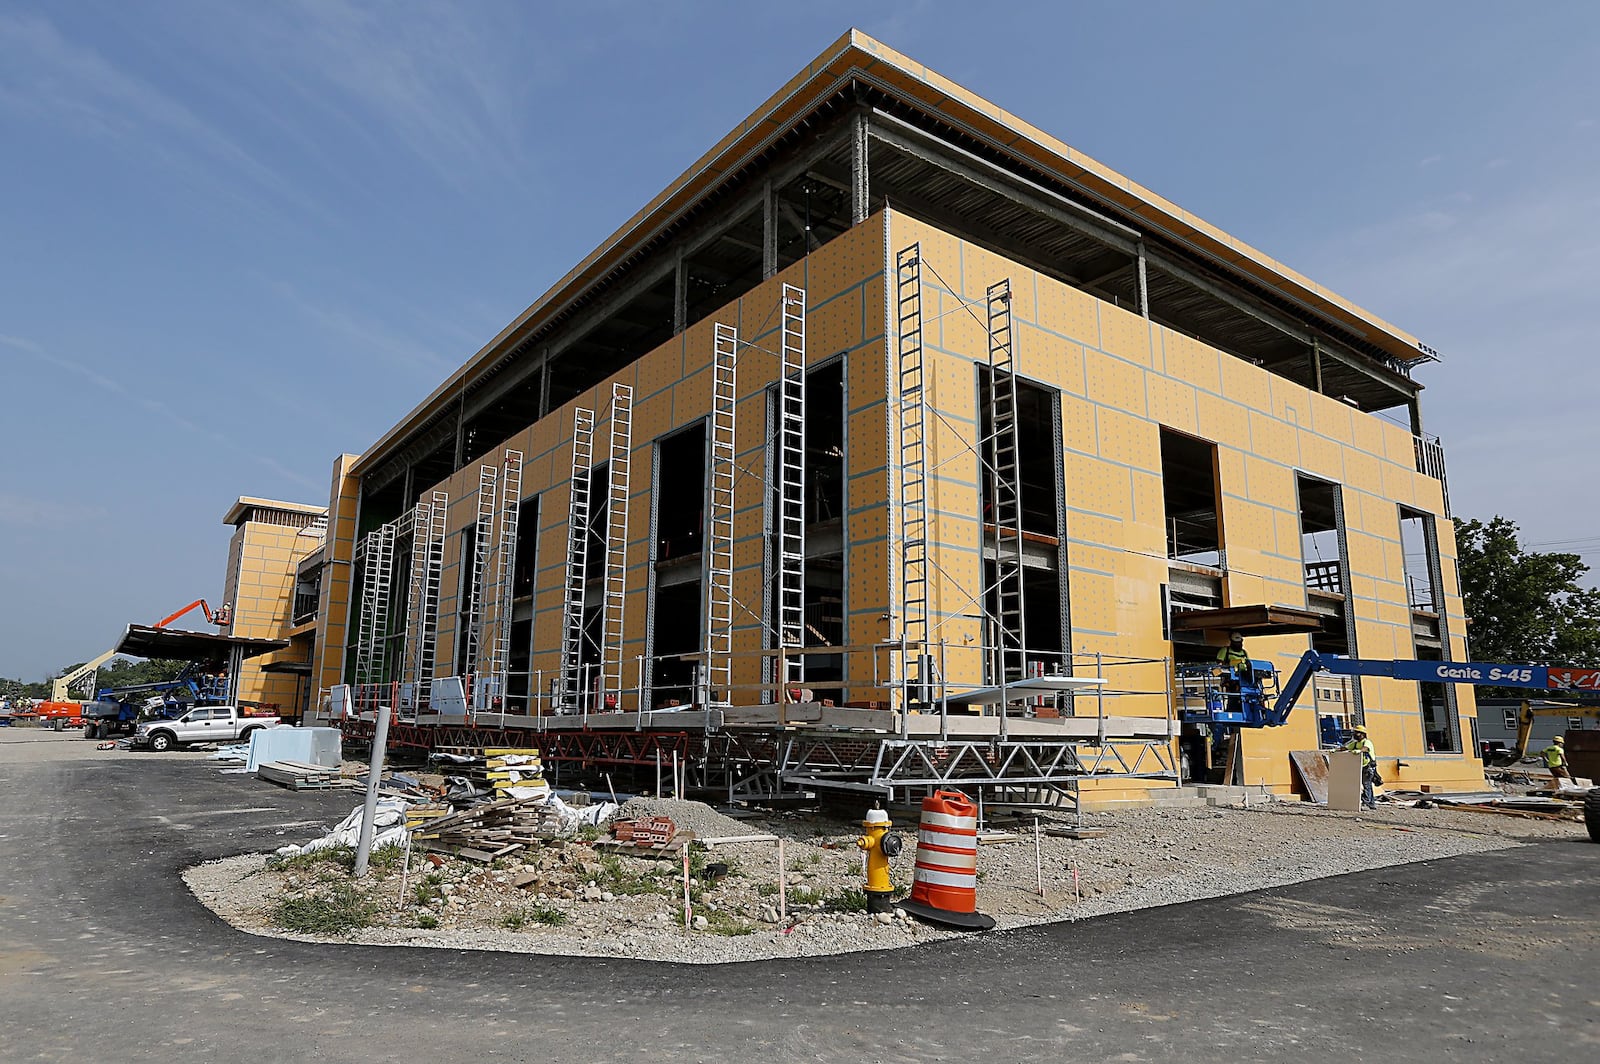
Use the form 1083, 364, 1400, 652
776, 283, 807, 693
707, 324, 738, 706
558, 407, 596, 712
896, 244, 931, 708
600, 386, 633, 707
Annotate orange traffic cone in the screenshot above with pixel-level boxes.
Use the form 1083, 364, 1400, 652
899, 790, 995, 930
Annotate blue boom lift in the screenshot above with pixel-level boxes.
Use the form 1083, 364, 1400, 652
1180, 651, 1575, 732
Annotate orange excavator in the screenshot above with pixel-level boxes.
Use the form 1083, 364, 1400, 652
34, 600, 232, 728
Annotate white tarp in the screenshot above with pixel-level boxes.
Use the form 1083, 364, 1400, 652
275, 799, 410, 857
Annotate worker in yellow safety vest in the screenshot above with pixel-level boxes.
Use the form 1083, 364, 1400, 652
1542, 735, 1572, 786
1342, 725, 1379, 810
1216, 631, 1251, 671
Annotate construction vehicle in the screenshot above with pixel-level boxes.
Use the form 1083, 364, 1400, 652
36, 600, 232, 729
79, 668, 232, 740
1180, 650, 1596, 730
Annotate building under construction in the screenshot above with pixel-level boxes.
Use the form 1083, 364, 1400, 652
293, 31, 1482, 803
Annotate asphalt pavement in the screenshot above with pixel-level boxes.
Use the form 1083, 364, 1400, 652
1, 741, 1595, 1063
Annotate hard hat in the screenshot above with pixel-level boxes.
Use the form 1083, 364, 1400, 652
1553, 735, 1565, 743
1353, 725, 1367, 735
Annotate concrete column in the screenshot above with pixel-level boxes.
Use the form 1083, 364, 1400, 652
851, 112, 870, 224
762, 180, 777, 279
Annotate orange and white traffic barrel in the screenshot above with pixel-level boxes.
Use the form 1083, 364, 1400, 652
899, 789, 995, 930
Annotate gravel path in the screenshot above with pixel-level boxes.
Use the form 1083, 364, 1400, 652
184, 796, 1583, 964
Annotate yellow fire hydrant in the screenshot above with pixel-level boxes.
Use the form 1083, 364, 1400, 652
855, 806, 901, 913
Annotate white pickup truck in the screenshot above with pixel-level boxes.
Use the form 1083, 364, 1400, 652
132, 706, 280, 752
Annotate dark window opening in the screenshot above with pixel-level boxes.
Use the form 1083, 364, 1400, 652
1160, 429, 1222, 565
982, 561, 1066, 681
978, 370, 1061, 538
507, 617, 532, 714
583, 461, 610, 580
1415, 644, 1458, 752
651, 583, 701, 708
804, 558, 844, 704
806, 361, 845, 527
547, 272, 677, 412
1399, 507, 1438, 613
357, 478, 406, 538
512, 495, 540, 599
1297, 477, 1350, 656
656, 425, 706, 561
454, 522, 479, 676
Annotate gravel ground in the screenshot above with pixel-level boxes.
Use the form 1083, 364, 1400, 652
183, 793, 1587, 964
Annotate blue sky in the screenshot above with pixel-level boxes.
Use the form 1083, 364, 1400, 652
2, 1, 1596, 680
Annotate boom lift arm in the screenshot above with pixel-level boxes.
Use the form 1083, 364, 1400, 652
48, 599, 232, 702
1182, 650, 1591, 729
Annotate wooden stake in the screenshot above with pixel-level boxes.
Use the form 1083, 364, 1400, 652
682, 848, 692, 931
777, 838, 787, 922
1033, 817, 1044, 897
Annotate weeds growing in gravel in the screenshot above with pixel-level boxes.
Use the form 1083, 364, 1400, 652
822, 888, 869, 914
270, 845, 356, 873
271, 881, 378, 935
413, 913, 439, 929
701, 910, 755, 936
502, 905, 567, 930
756, 882, 779, 897
596, 855, 669, 896
412, 870, 447, 908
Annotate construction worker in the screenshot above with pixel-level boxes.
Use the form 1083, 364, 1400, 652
1216, 631, 1251, 671
1343, 725, 1379, 810
1542, 735, 1572, 787
1216, 631, 1252, 718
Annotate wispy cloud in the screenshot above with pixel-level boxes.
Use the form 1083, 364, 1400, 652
267, 280, 457, 377
0, 493, 106, 529
1, 334, 321, 493
0, 11, 322, 219
220, 0, 553, 187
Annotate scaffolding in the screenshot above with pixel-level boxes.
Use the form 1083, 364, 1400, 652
706, 323, 738, 707
460, 463, 499, 690
896, 243, 930, 709
600, 385, 633, 708
775, 282, 807, 693
403, 490, 448, 693
558, 406, 596, 712
481, 450, 523, 704
353, 523, 395, 686
985, 278, 1027, 696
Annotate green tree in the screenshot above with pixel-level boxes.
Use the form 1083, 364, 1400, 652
1453, 516, 1600, 666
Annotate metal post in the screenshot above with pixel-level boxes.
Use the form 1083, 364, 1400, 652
352, 703, 392, 877
1136, 242, 1150, 320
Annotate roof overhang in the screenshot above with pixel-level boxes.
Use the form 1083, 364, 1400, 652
114, 625, 288, 666
351, 29, 1434, 479
1172, 605, 1326, 638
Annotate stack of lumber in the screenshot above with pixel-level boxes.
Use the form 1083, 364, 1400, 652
412, 795, 567, 862
257, 760, 350, 790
